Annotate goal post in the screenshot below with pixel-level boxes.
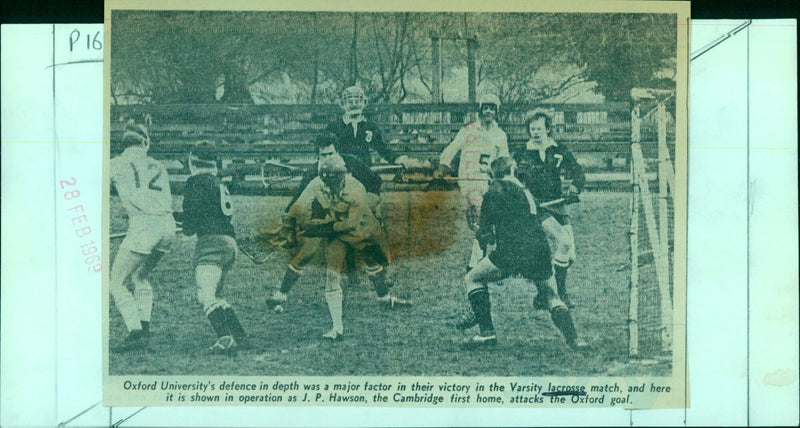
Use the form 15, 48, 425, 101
628, 93, 675, 359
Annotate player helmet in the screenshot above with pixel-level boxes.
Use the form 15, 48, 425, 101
319, 153, 348, 193
478, 93, 501, 120
120, 120, 151, 151
340, 86, 367, 116
189, 143, 219, 176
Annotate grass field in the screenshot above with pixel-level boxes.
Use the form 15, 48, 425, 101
108, 190, 671, 377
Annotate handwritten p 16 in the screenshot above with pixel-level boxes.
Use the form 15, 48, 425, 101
69, 29, 102, 52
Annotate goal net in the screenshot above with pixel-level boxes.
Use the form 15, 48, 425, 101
628, 99, 675, 359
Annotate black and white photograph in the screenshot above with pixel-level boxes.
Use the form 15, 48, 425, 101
104, 0, 689, 408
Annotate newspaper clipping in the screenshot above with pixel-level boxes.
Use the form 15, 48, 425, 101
103, 0, 690, 409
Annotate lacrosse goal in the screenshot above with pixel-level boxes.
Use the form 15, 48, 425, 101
628, 93, 675, 359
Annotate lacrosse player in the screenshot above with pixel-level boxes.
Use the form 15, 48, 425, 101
278, 86, 413, 271
438, 93, 509, 271
514, 111, 585, 308
457, 157, 588, 351
277, 154, 406, 340
283, 86, 412, 213
109, 121, 175, 352
179, 147, 246, 354
266, 144, 410, 318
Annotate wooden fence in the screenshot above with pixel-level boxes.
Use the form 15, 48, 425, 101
111, 101, 672, 160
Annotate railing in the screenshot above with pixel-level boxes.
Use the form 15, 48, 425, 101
111, 102, 650, 147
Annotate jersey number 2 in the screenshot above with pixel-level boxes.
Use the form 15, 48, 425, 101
130, 162, 164, 192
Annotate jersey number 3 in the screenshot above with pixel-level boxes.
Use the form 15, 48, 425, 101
130, 162, 166, 192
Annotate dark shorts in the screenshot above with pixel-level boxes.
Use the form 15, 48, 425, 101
489, 237, 554, 282
539, 203, 571, 226
195, 234, 237, 270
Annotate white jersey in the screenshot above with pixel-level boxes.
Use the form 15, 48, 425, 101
110, 146, 173, 217
439, 121, 509, 182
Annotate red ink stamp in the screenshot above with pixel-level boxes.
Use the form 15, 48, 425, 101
60, 177, 101, 273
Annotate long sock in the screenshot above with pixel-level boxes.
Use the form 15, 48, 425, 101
367, 266, 389, 298
279, 266, 300, 293
467, 287, 494, 334
345, 246, 357, 274
554, 265, 569, 300
324, 289, 344, 334
134, 286, 154, 322
550, 307, 577, 343
206, 306, 230, 338
222, 307, 246, 341
115, 293, 143, 332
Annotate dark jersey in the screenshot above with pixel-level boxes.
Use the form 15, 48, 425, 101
514, 140, 585, 202
478, 178, 552, 281
182, 173, 235, 238
324, 118, 397, 166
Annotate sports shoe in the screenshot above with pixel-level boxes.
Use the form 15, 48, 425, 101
266, 291, 288, 310
454, 313, 478, 330
322, 329, 344, 341
461, 332, 498, 349
208, 335, 238, 356
377, 294, 412, 308
567, 338, 589, 351
112, 329, 148, 353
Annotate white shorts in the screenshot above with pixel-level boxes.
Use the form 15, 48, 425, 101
458, 178, 489, 209
120, 214, 176, 255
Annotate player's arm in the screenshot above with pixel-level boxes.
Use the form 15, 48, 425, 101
560, 145, 585, 193
439, 129, 466, 173
180, 176, 202, 236
369, 125, 398, 164
288, 178, 319, 226
497, 130, 510, 158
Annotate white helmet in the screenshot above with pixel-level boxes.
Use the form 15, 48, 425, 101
121, 120, 151, 151
478, 93, 501, 119
340, 86, 367, 116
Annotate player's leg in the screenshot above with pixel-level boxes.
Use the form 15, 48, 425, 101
541, 216, 575, 308
130, 222, 176, 335
367, 192, 393, 264
462, 182, 488, 270
534, 275, 587, 351
363, 244, 411, 308
130, 249, 164, 337
218, 238, 246, 344
322, 239, 347, 339
461, 257, 506, 348
460, 182, 484, 232
109, 248, 148, 351
196, 235, 242, 353
266, 237, 322, 310
343, 245, 359, 287
563, 223, 577, 264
